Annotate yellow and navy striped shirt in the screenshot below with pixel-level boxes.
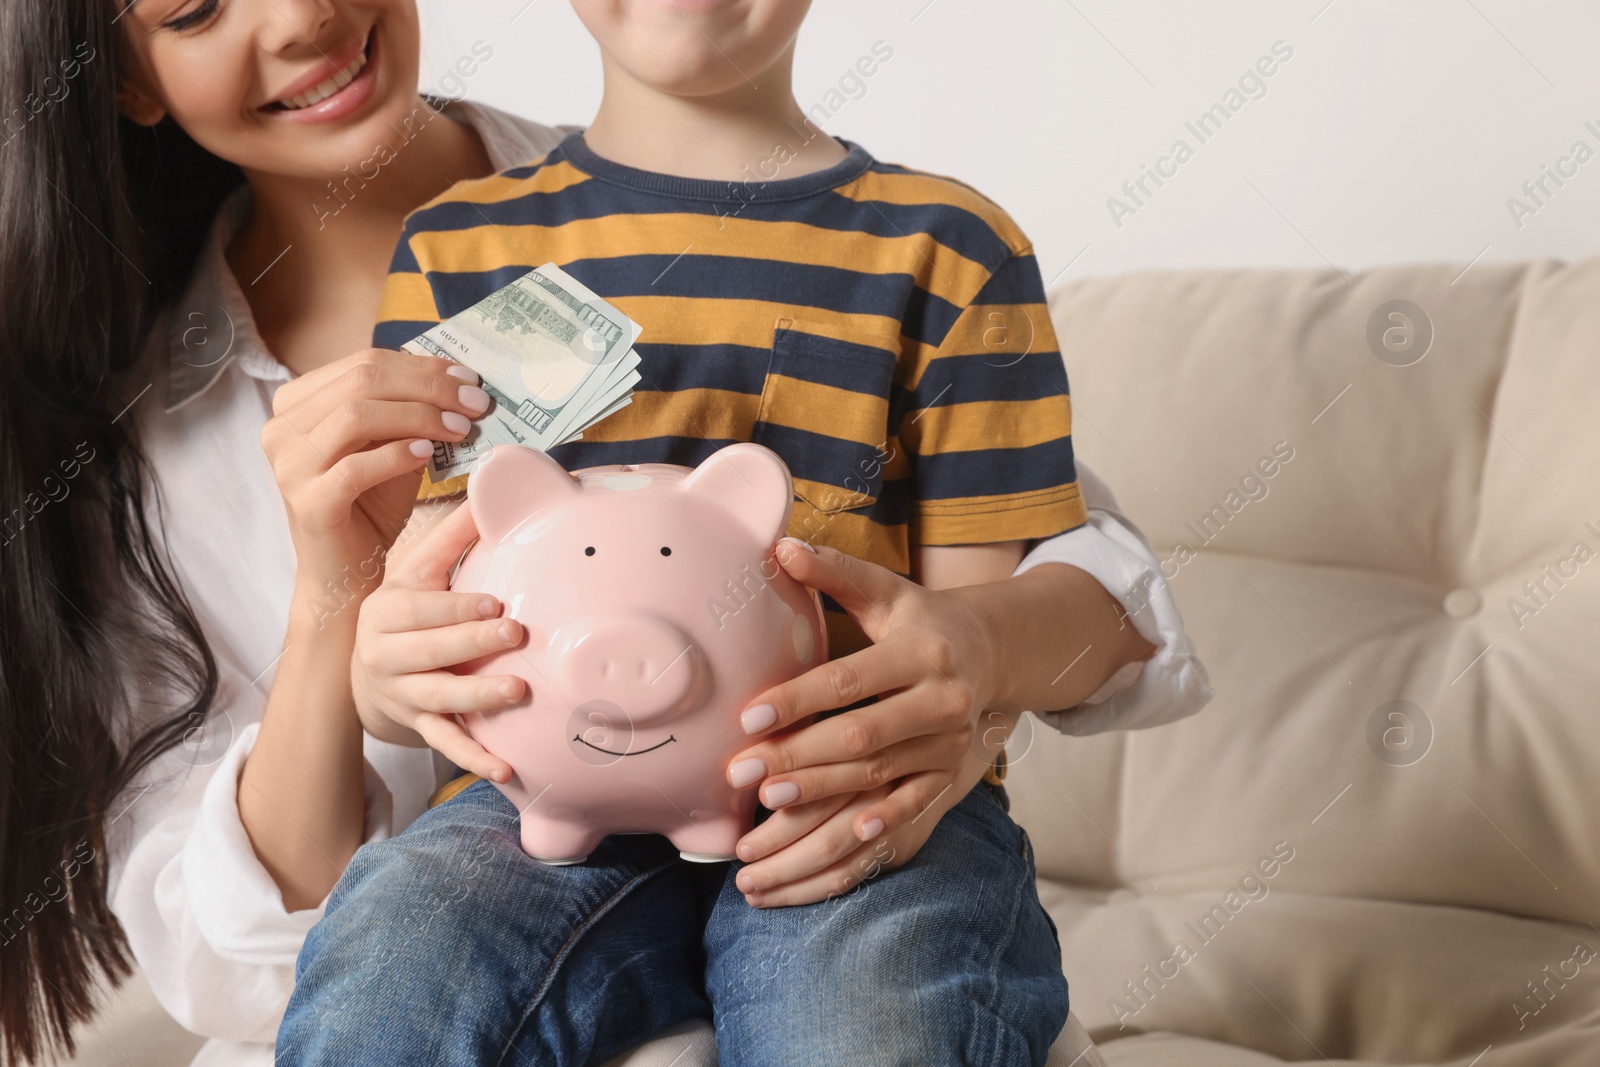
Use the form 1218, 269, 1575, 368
378, 133, 1087, 672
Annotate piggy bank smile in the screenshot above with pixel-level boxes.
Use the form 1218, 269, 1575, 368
571, 733, 677, 757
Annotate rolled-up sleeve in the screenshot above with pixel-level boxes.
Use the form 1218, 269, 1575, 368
1013, 459, 1213, 736
106, 655, 394, 1043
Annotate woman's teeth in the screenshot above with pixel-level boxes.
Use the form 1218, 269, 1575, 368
276, 45, 369, 110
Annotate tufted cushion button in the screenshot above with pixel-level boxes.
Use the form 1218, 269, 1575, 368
1442, 588, 1482, 618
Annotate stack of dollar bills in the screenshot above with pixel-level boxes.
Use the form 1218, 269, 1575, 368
404, 263, 643, 483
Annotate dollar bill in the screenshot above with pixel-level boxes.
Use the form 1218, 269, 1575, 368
402, 263, 643, 481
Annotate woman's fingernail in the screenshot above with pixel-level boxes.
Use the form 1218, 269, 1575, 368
858, 817, 885, 841
458, 384, 491, 413
741, 703, 777, 734
442, 411, 472, 435
446, 363, 479, 383
763, 781, 800, 807
779, 536, 817, 555
476, 596, 500, 618
408, 438, 434, 459
499, 678, 521, 700
729, 758, 767, 788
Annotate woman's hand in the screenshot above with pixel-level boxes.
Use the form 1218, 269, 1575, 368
725, 538, 1011, 903
260, 348, 490, 582
727, 536, 1156, 907
727, 762, 1005, 908
731, 783, 895, 908
351, 502, 526, 782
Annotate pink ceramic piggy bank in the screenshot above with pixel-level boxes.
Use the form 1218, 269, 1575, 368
450, 442, 827, 865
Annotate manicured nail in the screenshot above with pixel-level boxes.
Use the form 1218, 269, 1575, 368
408, 438, 433, 459
729, 758, 766, 788
763, 781, 800, 807
458, 384, 491, 413
779, 536, 817, 555
857, 817, 885, 841
741, 703, 777, 734
476, 596, 499, 618
446, 363, 479, 383
442, 411, 471, 435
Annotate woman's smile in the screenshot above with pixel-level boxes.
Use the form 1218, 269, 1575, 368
261, 27, 380, 125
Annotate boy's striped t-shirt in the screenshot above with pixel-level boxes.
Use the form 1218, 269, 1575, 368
377, 133, 1088, 666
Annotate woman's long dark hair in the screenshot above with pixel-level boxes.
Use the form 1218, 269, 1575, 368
0, 3, 244, 1061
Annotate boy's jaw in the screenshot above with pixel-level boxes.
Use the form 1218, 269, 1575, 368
571, 0, 816, 101
575, 0, 845, 182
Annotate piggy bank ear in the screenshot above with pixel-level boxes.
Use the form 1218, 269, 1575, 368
681, 443, 794, 545
467, 445, 579, 544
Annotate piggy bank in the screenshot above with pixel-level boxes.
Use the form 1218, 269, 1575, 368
449, 442, 827, 865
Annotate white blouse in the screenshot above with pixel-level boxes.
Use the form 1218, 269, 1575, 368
106, 101, 1211, 1066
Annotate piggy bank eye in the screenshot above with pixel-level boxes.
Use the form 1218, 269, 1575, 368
584, 546, 596, 556
660, 546, 672, 556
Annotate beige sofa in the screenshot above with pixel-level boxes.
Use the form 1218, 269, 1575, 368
71, 256, 1597, 1063
1008, 256, 1600, 1064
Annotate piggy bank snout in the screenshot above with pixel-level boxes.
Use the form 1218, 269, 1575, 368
560, 616, 704, 724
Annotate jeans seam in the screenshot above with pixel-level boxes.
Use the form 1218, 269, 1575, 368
977, 812, 1027, 1067
491, 857, 681, 1067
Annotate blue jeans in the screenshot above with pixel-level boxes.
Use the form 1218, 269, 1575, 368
276, 777, 1067, 1066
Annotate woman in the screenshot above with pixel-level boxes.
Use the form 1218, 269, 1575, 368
0, 0, 1210, 1064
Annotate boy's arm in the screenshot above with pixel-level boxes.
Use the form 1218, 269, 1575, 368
912, 541, 1024, 588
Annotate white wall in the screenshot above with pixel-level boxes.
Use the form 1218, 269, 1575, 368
418, 0, 1600, 284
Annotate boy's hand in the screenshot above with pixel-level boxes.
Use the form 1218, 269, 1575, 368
725, 538, 1011, 902
351, 502, 525, 782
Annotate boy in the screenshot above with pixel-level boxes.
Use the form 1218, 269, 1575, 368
290, 2, 1103, 1063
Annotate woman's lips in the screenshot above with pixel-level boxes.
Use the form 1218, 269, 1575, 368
262, 30, 380, 125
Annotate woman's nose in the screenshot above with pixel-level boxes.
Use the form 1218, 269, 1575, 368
251, 0, 337, 58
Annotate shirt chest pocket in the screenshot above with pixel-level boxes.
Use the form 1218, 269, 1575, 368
750, 320, 899, 516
